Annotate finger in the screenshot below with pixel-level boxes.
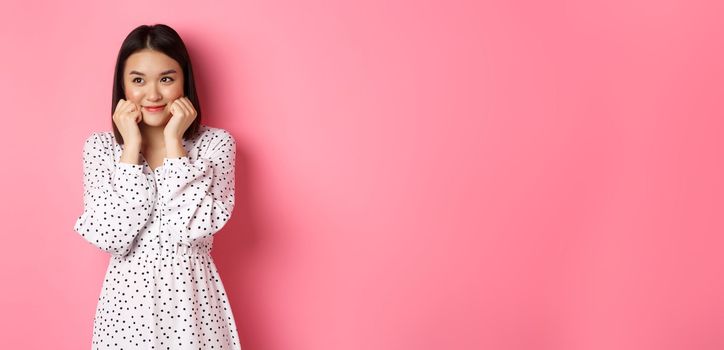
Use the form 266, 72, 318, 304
173, 99, 188, 116
123, 103, 138, 122
125, 102, 135, 114
114, 100, 124, 116
179, 98, 195, 114
170, 100, 181, 116
176, 98, 189, 114
135, 104, 142, 122
181, 98, 195, 115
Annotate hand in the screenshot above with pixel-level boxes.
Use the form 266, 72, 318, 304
112, 99, 143, 146
164, 96, 197, 141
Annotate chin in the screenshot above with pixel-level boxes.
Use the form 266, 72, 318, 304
141, 112, 170, 126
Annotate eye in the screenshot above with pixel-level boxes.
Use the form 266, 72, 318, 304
161, 77, 174, 83
132, 77, 143, 84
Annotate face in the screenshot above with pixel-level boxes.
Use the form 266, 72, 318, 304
123, 49, 184, 127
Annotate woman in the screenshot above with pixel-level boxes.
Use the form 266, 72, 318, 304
73, 24, 242, 349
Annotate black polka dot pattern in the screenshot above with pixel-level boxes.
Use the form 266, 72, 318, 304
73, 125, 242, 349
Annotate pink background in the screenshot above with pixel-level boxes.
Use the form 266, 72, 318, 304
2, 0, 724, 349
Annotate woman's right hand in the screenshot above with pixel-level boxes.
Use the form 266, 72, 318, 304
113, 99, 143, 147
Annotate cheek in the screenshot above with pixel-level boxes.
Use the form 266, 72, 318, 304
124, 87, 143, 100
164, 85, 184, 98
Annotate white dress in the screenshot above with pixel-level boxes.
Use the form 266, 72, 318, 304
73, 124, 242, 349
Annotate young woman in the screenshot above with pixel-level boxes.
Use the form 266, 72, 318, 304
73, 24, 242, 349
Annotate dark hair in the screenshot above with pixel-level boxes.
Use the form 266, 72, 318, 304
111, 24, 202, 145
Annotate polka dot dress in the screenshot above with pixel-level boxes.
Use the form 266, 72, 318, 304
73, 125, 242, 349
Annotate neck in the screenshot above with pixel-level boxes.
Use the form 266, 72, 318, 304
139, 123, 166, 151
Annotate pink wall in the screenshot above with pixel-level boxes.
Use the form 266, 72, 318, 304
2, 0, 723, 349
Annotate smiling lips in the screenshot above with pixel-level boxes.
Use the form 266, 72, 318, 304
144, 104, 165, 112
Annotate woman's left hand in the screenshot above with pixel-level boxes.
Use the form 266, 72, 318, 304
164, 96, 197, 141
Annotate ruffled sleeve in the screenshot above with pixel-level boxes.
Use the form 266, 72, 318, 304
73, 132, 154, 257
157, 131, 236, 245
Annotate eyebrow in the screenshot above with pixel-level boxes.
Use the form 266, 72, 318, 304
128, 69, 178, 76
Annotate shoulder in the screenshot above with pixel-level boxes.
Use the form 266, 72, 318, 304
195, 125, 236, 160
80, 131, 117, 168
83, 131, 116, 152
197, 125, 236, 148
199, 125, 234, 142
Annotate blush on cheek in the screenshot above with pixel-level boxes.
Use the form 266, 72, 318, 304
125, 88, 142, 100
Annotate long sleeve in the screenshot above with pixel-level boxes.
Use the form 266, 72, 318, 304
157, 131, 236, 244
73, 133, 154, 257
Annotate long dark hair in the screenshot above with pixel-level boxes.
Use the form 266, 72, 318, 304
111, 24, 202, 144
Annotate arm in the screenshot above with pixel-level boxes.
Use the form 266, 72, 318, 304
73, 133, 154, 257
158, 131, 236, 244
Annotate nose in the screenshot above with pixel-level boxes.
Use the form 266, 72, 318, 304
146, 83, 162, 101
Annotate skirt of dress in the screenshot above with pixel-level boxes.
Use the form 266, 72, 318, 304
91, 248, 242, 350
